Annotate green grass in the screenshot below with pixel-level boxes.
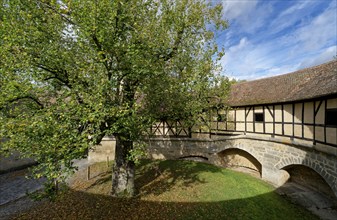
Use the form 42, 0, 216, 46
15, 160, 319, 220
135, 160, 318, 220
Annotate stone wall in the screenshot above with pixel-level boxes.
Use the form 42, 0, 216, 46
18, 133, 332, 198
0, 136, 116, 173
88, 136, 116, 163
217, 148, 262, 176
146, 135, 337, 198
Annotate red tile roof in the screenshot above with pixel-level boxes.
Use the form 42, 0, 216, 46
227, 60, 337, 107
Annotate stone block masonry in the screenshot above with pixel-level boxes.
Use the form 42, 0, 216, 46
146, 134, 337, 198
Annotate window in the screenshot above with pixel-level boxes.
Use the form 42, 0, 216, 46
325, 109, 337, 127
254, 113, 264, 122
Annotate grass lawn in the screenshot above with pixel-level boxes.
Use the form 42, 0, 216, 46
14, 160, 319, 220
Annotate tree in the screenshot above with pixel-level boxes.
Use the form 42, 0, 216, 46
0, 0, 227, 197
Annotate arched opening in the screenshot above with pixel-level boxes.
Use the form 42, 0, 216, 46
217, 148, 262, 177
277, 165, 337, 215
282, 165, 335, 200
179, 155, 209, 162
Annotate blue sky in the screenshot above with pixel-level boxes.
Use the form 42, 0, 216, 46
215, 0, 337, 80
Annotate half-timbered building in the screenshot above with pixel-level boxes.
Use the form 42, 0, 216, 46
213, 60, 337, 149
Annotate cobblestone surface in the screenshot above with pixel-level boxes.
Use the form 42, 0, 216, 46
0, 169, 45, 219
0, 159, 91, 219
0, 169, 45, 206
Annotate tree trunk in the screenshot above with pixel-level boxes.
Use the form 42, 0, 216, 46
111, 135, 135, 197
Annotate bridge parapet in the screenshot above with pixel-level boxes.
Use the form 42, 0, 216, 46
146, 134, 337, 198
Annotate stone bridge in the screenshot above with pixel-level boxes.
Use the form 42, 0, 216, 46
146, 134, 337, 199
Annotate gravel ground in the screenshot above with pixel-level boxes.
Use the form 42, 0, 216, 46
276, 182, 337, 220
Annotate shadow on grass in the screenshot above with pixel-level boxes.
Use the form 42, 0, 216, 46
135, 159, 222, 196
12, 159, 320, 220
86, 173, 112, 190
13, 187, 319, 220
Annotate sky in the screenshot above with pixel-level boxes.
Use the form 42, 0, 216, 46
215, 0, 337, 80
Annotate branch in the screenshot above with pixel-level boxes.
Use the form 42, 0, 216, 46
159, 25, 186, 62
91, 34, 112, 80
37, 64, 72, 89
37, 64, 88, 105
1, 95, 44, 110
38, 65, 58, 75
37, 0, 77, 26
43, 75, 70, 88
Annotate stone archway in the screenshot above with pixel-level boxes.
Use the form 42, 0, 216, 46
276, 156, 337, 199
217, 148, 262, 177
281, 164, 336, 201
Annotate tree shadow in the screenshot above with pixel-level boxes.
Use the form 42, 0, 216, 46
135, 159, 223, 196
11, 187, 320, 220
4, 159, 325, 220
86, 173, 112, 190
5, 158, 334, 219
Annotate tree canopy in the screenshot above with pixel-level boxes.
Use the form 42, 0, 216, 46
0, 0, 227, 197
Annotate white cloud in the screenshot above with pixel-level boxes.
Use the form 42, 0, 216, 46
278, 1, 313, 17
228, 37, 248, 53
298, 46, 337, 69
294, 2, 337, 52
222, 0, 272, 33
222, 0, 258, 21
220, 0, 337, 80
221, 37, 274, 79
268, 1, 316, 35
